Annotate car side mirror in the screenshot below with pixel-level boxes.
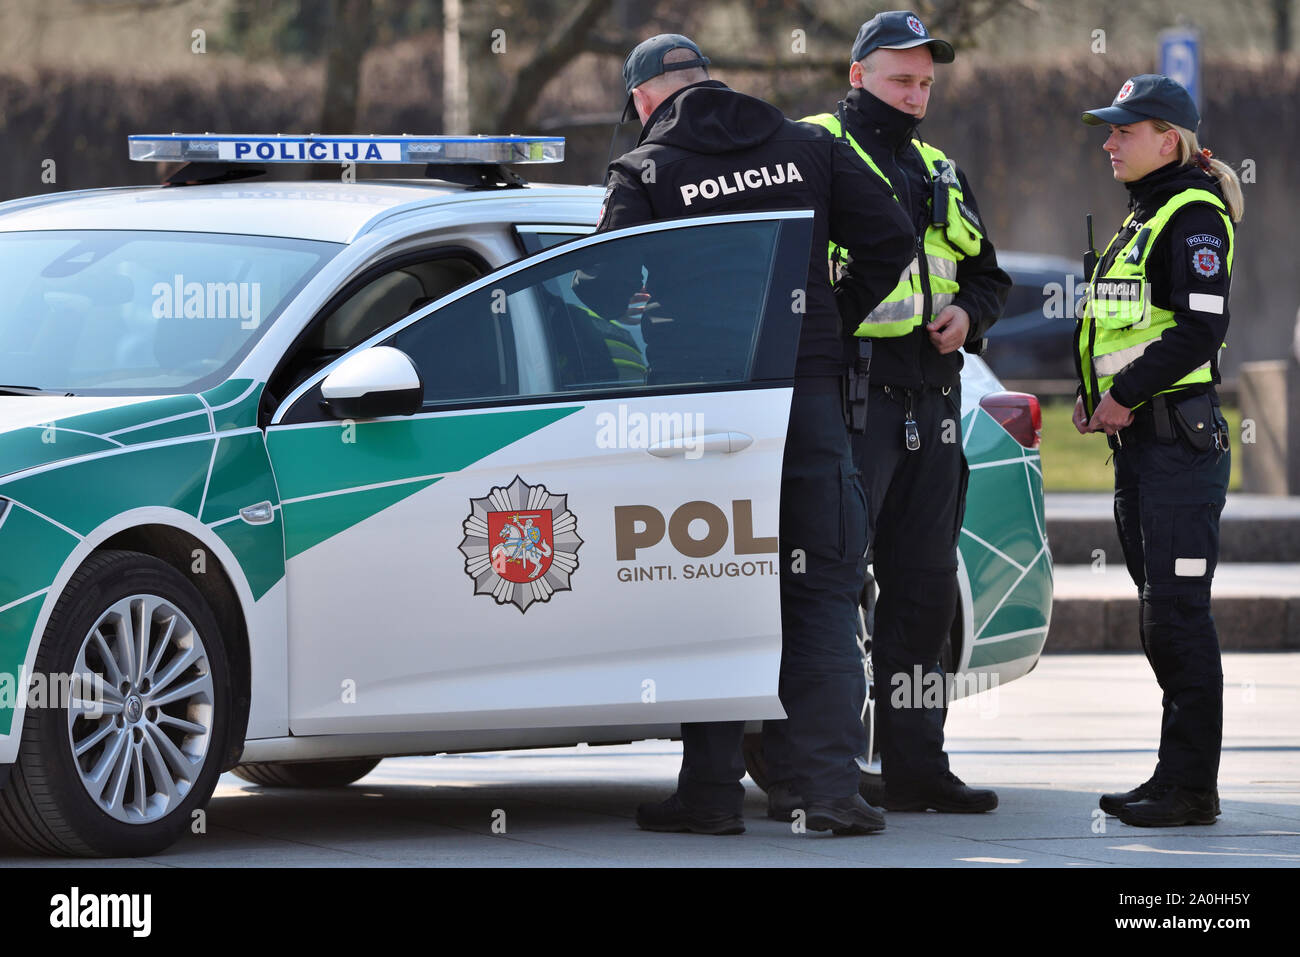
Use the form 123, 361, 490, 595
320, 346, 424, 419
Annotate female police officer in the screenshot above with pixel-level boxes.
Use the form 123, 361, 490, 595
1074, 74, 1243, 827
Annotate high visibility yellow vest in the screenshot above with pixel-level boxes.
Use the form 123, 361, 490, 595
1079, 187, 1232, 415
803, 112, 984, 337
575, 302, 647, 381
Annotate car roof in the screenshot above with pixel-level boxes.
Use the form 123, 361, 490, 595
0, 179, 602, 244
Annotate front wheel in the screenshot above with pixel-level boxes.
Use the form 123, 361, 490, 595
232, 758, 381, 788
0, 550, 231, 857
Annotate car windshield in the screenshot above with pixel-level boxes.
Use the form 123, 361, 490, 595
0, 230, 340, 395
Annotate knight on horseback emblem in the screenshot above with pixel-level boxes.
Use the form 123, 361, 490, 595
459, 476, 583, 612
490, 511, 554, 581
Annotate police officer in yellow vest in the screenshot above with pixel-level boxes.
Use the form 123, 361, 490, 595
764, 11, 1010, 819
1076, 75, 1242, 827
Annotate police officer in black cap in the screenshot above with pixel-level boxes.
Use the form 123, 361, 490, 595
1077, 74, 1243, 827
784, 10, 1009, 815
577, 34, 914, 835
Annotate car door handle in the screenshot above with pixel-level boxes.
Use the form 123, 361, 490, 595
646, 431, 754, 457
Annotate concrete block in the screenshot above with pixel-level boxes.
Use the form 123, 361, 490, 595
1239, 360, 1288, 495
1215, 597, 1288, 651
1043, 598, 1105, 651
1103, 598, 1139, 651
1286, 597, 1300, 650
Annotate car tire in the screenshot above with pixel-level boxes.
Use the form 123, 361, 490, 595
0, 550, 231, 857
231, 758, 381, 788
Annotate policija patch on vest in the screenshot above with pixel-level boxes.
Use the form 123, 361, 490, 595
956, 199, 982, 232
1093, 279, 1143, 301
1191, 246, 1222, 279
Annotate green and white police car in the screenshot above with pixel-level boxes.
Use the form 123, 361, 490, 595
0, 135, 1051, 856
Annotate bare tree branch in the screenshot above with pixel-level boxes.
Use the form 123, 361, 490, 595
495, 0, 616, 131
704, 55, 843, 71
918, 0, 1037, 49
584, 32, 841, 71
320, 0, 373, 134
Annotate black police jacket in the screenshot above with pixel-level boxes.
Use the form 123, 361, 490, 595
839, 87, 1011, 390
1089, 161, 1233, 410
582, 79, 915, 381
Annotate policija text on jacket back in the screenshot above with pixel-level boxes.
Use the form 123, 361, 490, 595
573, 33, 914, 836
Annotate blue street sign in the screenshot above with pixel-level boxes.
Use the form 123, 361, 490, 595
1158, 27, 1201, 113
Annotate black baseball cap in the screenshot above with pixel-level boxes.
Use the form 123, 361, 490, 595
851, 11, 954, 64
623, 34, 710, 95
1081, 74, 1200, 130
619, 34, 711, 123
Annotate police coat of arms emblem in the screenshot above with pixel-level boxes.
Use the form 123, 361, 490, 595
459, 476, 582, 612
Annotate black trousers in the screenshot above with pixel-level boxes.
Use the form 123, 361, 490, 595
1112, 422, 1229, 791
853, 383, 968, 789
679, 384, 868, 813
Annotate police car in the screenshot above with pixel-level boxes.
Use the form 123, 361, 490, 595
0, 134, 1050, 856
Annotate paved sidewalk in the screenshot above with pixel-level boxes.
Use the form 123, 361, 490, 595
2, 654, 1295, 867
1047, 492, 1300, 521
1053, 563, 1300, 598
1045, 493, 1300, 563
1048, 564, 1300, 650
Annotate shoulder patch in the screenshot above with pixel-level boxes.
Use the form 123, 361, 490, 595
596, 186, 614, 229
1190, 246, 1222, 279
956, 199, 982, 231
1186, 232, 1223, 249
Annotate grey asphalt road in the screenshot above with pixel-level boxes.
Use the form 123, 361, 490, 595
3, 653, 1298, 868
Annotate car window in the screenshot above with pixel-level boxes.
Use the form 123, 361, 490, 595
386, 217, 782, 407
318, 256, 484, 351
0, 230, 338, 395
515, 228, 589, 255
267, 251, 487, 408
1002, 279, 1052, 319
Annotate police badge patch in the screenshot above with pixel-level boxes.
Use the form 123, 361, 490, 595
1191, 246, 1221, 279
459, 476, 582, 613
596, 185, 614, 229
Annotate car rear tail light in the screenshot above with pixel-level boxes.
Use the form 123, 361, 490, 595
980, 391, 1041, 449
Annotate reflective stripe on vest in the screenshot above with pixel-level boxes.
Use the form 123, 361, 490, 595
1093, 342, 1212, 379
803, 112, 984, 337
577, 303, 648, 380
1080, 187, 1232, 411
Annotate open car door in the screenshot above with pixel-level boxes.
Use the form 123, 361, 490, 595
266, 210, 815, 736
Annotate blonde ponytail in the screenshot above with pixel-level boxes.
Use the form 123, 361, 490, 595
1204, 156, 1244, 223
1152, 119, 1245, 222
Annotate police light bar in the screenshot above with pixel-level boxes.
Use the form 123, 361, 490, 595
128, 134, 564, 165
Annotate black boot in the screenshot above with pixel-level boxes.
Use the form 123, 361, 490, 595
635, 794, 744, 835
766, 782, 802, 821
1101, 777, 1220, 816
1116, 787, 1217, 827
883, 770, 998, 813
805, 794, 887, 834
858, 774, 886, 807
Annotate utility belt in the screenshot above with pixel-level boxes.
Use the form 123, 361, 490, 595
844, 337, 952, 453
1108, 389, 1228, 454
